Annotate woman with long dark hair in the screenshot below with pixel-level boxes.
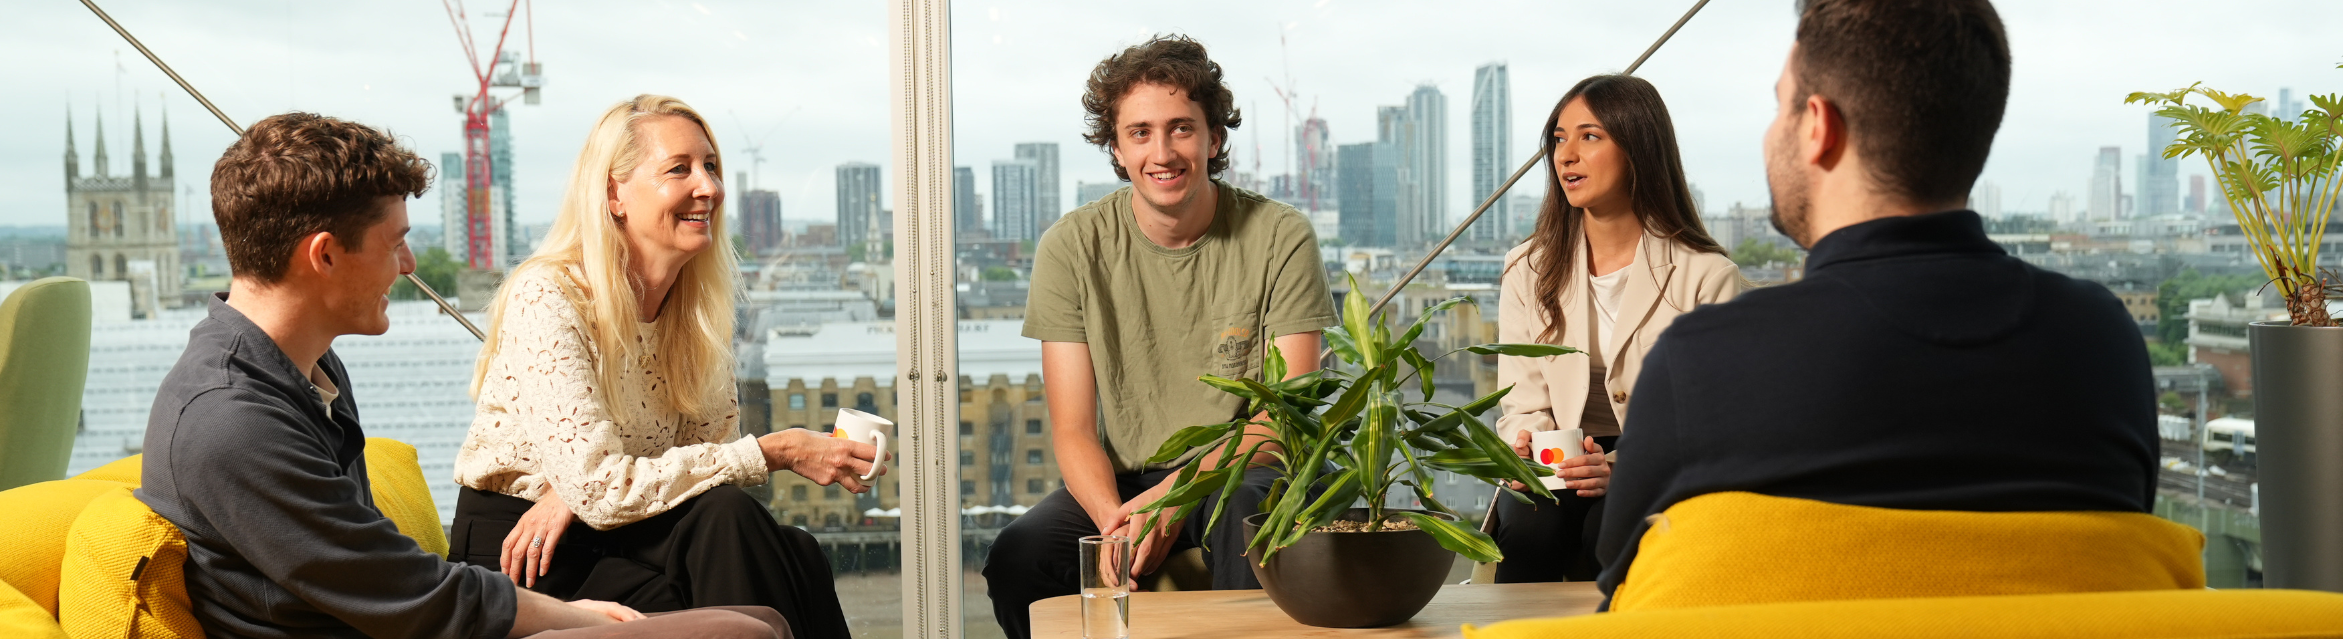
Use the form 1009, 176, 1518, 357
1492, 75, 1744, 582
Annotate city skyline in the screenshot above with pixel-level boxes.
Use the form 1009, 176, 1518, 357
5, 1, 2342, 235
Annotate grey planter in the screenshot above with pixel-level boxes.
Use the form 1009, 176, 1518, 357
2249, 320, 2343, 591
1243, 509, 1457, 628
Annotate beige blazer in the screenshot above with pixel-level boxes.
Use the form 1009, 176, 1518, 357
1494, 230, 1744, 445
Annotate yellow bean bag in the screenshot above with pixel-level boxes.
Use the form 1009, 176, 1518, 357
0, 575, 66, 639
0, 437, 449, 638
1612, 491, 2205, 610
58, 486, 201, 639
1466, 588, 2343, 639
1463, 492, 2343, 638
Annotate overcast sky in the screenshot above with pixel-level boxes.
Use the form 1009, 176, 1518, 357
6, 0, 2341, 232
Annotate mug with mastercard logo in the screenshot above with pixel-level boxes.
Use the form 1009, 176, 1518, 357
833, 408, 893, 480
1531, 428, 1586, 491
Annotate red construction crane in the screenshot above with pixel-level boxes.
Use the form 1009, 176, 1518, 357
443, 0, 541, 270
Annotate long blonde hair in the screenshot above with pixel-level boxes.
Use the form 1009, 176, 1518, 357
471, 94, 738, 418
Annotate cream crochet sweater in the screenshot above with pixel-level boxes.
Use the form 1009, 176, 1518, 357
454, 265, 768, 530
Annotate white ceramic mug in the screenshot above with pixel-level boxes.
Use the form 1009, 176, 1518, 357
832, 408, 893, 480
1531, 428, 1586, 491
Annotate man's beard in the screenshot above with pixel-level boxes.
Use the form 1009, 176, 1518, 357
1764, 129, 1815, 248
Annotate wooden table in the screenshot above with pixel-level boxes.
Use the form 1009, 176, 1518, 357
1029, 582, 1603, 638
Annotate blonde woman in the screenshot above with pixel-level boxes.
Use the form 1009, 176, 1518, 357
1492, 75, 1743, 583
451, 95, 870, 639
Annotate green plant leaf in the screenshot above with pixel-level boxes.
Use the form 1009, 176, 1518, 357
1399, 349, 1437, 402
1396, 297, 1473, 348
1394, 511, 1504, 563
1140, 467, 1233, 513
1464, 343, 1584, 358
1341, 274, 1382, 366
1406, 387, 1512, 437
1147, 422, 1238, 465
1458, 411, 1555, 501
1324, 326, 1364, 368
1272, 469, 1363, 556
1423, 447, 1510, 477
1319, 362, 1389, 430
1199, 374, 1267, 405
1264, 338, 1288, 383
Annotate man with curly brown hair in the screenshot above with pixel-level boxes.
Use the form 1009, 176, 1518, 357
983, 35, 1336, 638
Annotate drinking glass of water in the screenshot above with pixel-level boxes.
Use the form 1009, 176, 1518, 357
1079, 535, 1132, 639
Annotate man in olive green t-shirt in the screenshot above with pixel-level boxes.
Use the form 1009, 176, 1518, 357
982, 35, 1336, 639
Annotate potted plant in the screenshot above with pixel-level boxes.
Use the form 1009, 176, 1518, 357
1133, 275, 1577, 627
2130, 75, 2343, 591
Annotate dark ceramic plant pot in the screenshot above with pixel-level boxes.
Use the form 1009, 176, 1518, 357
1242, 508, 1456, 628
2251, 321, 2343, 591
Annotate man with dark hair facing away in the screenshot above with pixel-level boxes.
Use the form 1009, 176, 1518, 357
135, 112, 791, 638
981, 35, 1337, 638
1594, 0, 2157, 605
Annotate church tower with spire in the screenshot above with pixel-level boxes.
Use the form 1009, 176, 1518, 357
65, 98, 180, 316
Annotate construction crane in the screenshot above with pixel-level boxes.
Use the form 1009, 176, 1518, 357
443, 0, 542, 271
730, 105, 801, 192
1267, 33, 1326, 213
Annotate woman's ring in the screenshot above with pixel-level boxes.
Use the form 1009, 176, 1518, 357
531, 537, 544, 549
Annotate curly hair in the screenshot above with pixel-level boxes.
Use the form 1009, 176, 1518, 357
1080, 34, 1242, 181
211, 112, 432, 283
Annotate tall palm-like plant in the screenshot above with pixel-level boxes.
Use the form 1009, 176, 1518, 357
1133, 274, 1578, 564
2128, 70, 2343, 326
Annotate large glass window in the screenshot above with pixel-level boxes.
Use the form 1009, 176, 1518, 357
27, 3, 2341, 636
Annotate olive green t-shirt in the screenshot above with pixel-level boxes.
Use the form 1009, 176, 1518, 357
1023, 181, 1338, 473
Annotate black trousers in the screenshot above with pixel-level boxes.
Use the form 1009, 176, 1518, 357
982, 467, 1281, 639
1491, 435, 1621, 583
452, 485, 850, 639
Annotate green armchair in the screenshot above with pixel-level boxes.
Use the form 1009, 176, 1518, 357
0, 278, 93, 492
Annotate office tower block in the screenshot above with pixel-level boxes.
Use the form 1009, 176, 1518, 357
1404, 84, 1448, 247
1469, 63, 1512, 243
991, 159, 1041, 241
2049, 192, 2077, 225
1377, 106, 1418, 249
1014, 142, 1060, 224
1969, 180, 2002, 218
1338, 141, 1399, 248
1294, 116, 1334, 212
1077, 181, 1121, 208
2279, 87, 2300, 121
2188, 175, 2206, 215
490, 109, 520, 265
2091, 147, 2123, 220
954, 166, 981, 235
836, 162, 884, 250
440, 152, 467, 260
737, 170, 784, 257
2139, 114, 2180, 217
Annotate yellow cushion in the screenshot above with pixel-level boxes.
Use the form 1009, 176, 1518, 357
0, 579, 65, 639
1463, 589, 2343, 639
71, 456, 143, 486
56, 486, 200, 639
364, 438, 448, 558
0, 479, 133, 616
1611, 492, 2204, 611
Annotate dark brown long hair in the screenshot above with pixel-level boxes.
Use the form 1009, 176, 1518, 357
1515, 74, 1724, 343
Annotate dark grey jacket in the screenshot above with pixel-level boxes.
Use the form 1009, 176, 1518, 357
136, 295, 515, 639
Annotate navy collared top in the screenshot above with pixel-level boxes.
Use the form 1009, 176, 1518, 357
1594, 210, 2157, 605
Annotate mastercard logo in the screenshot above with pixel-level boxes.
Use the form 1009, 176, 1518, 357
1538, 449, 1559, 465
831, 429, 851, 438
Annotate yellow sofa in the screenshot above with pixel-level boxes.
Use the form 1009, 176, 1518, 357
1465, 492, 2343, 638
0, 438, 449, 639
